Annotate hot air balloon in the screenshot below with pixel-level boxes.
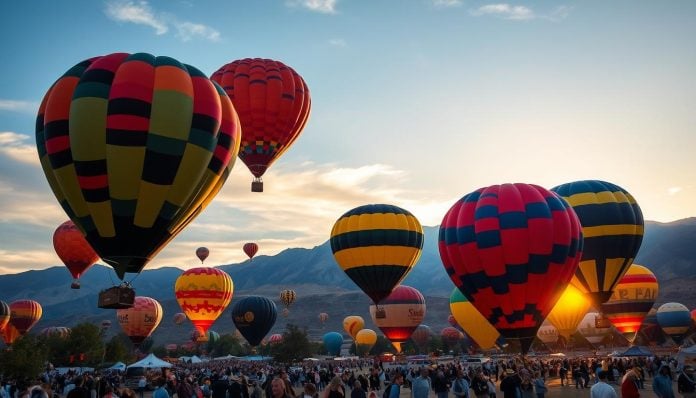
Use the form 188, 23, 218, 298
343, 316, 365, 340
657, 302, 692, 345
0, 301, 9, 332
331, 204, 424, 305
369, 285, 425, 353
207, 330, 220, 343
210, 58, 311, 192
53, 220, 99, 289
447, 315, 458, 328
449, 288, 500, 350
9, 300, 42, 335
545, 284, 591, 340
439, 183, 582, 354
173, 313, 187, 325
638, 308, 665, 345
281, 308, 290, 317
280, 289, 296, 309
1, 324, 20, 345
411, 325, 432, 352
441, 327, 463, 348
231, 296, 277, 346
600, 264, 658, 343
175, 267, 233, 339
196, 247, 210, 263
323, 332, 343, 356
536, 323, 559, 346
577, 312, 612, 346
269, 333, 284, 345
36, 52, 242, 297
355, 329, 377, 356
40, 327, 71, 339
116, 296, 163, 347
551, 180, 644, 309
243, 243, 259, 260
319, 313, 329, 325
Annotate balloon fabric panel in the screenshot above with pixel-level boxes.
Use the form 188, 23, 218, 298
0, 301, 9, 332
175, 267, 234, 337
231, 296, 277, 346
9, 300, 43, 334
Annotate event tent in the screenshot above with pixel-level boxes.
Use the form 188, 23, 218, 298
617, 346, 654, 357
677, 345, 696, 367
107, 362, 126, 371
127, 353, 172, 368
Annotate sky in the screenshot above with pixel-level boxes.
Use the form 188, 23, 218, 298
1, 0, 695, 276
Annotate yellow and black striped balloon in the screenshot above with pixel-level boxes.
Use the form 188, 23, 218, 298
552, 180, 644, 308
330, 204, 423, 304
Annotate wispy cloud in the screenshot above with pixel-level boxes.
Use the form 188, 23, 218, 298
668, 187, 683, 196
328, 38, 347, 47
286, 0, 338, 14
432, 0, 463, 8
0, 132, 37, 165
0, 99, 39, 114
471, 3, 572, 21
104, 0, 220, 41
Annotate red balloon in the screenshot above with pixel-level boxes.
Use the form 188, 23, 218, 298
53, 220, 99, 288
196, 247, 209, 263
369, 285, 426, 344
441, 327, 463, 347
243, 242, 259, 260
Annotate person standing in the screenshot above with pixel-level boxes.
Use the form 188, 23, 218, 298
451, 370, 470, 398
410, 369, 431, 398
677, 366, 696, 398
621, 368, 641, 398
272, 379, 293, 398
500, 369, 521, 398
137, 377, 146, 398
470, 372, 489, 398
432, 371, 450, 398
351, 382, 366, 398
532, 372, 547, 398
153, 378, 170, 398
653, 365, 675, 398
590, 371, 617, 398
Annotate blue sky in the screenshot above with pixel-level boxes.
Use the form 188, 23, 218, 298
1, 0, 695, 275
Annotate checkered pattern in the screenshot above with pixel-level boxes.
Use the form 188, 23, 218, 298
449, 287, 500, 350
211, 58, 311, 179
439, 183, 582, 354
36, 53, 241, 280
116, 296, 163, 346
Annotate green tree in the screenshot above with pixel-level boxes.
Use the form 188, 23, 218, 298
152, 345, 168, 358
369, 335, 395, 355
0, 334, 48, 379
139, 337, 154, 353
209, 334, 246, 357
65, 323, 105, 367
105, 333, 136, 364
270, 324, 312, 364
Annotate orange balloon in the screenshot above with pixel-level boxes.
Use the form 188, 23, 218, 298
116, 296, 162, 347
53, 220, 99, 288
9, 300, 42, 335
2, 323, 20, 345
175, 267, 233, 338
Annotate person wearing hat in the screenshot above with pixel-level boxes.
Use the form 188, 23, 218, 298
652, 365, 675, 398
499, 369, 521, 398
678, 366, 696, 398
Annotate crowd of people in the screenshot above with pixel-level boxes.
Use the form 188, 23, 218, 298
1, 355, 695, 398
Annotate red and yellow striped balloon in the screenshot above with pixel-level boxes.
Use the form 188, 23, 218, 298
343, 316, 365, 340
601, 264, 658, 343
0, 300, 9, 332
9, 300, 42, 335
2, 324, 21, 345
116, 296, 162, 347
175, 267, 233, 338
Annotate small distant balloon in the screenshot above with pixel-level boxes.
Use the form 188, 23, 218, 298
243, 243, 259, 260
196, 247, 210, 263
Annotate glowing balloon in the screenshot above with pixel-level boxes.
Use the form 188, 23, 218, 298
231, 296, 277, 346
545, 284, 591, 339
211, 58, 311, 191
578, 312, 612, 346
552, 180, 644, 308
175, 267, 234, 338
280, 289, 296, 309
53, 220, 99, 289
600, 264, 658, 343
355, 329, 377, 355
1, 324, 20, 345
656, 302, 692, 344
36, 52, 242, 280
116, 296, 163, 347
343, 316, 365, 340
0, 301, 9, 332
449, 286, 500, 351
173, 312, 187, 325
439, 183, 582, 354
369, 285, 425, 353
323, 332, 343, 356
196, 247, 210, 263
9, 300, 42, 335
243, 243, 259, 260
537, 323, 559, 345
331, 204, 424, 304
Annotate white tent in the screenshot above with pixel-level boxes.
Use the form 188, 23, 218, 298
677, 345, 696, 367
107, 362, 126, 371
127, 353, 172, 368
190, 355, 203, 363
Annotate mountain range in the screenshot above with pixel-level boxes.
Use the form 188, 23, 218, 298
1, 219, 695, 346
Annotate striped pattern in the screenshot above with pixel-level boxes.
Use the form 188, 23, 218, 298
269, 333, 283, 345
211, 58, 311, 181
0, 300, 9, 332
39, 326, 71, 339
600, 264, 658, 343
369, 285, 425, 344
1, 324, 20, 345
231, 296, 277, 346
449, 287, 500, 349
116, 296, 162, 346
195, 247, 209, 263
343, 315, 365, 339
280, 289, 296, 309
441, 327, 464, 347
331, 204, 424, 304
439, 183, 582, 354
552, 180, 644, 307
537, 323, 560, 345
53, 220, 99, 281
9, 300, 43, 334
656, 302, 692, 344
545, 284, 591, 339
410, 324, 432, 348
36, 53, 241, 280
174, 267, 234, 338
243, 242, 259, 259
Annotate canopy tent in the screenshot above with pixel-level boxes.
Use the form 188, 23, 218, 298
127, 353, 172, 368
677, 345, 696, 367
107, 362, 126, 371
618, 346, 654, 357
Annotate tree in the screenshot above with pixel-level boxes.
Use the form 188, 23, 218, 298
104, 333, 136, 364
64, 323, 105, 367
369, 335, 395, 355
209, 334, 246, 357
139, 337, 154, 353
270, 324, 312, 364
0, 334, 48, 379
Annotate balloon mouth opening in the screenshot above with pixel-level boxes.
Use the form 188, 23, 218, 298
101, 256, 150, 280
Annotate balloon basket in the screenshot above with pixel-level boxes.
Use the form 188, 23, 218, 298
251, 180, 263, 192
71, 282, 80, 289
98, 285, 135, 309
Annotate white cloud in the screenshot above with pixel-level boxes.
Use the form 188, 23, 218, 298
328, 38, 347, 47
104, 0, 220, 41
432, 0, 463, 7
105, 0, 168, 34
287, 0, 338, 14
0, 132, 37, 165
471, 4, 535, 20
0, 99, 39, 113
668, 187, 683, 196
545, 5, 572, 22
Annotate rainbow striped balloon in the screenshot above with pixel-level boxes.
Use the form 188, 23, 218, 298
601, 264, 658, 343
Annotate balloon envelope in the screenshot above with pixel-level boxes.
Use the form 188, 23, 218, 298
0, 300, 9, 332
116, 296, 162, 346
323, 332, 343, 356
551, 180, 644, 308
53, 220, 99, 285
343, 316, 365, 340
578, 312, 612, 346
196, 247, 209, 263
9, 300, 42, 335
656, 302, 692, 344
175, 267, 233, 337
269, 333, 283, 345
410, 324, 432, 349
601, 264, 658, 343
1, 324, 20, 345
331, 204, 424, 304
36, 52, 241, 279
355, 328, 377, 355
40, 326, 71, 339
537, 323, 559, 345
545, 284, 591, 339
369, 285, 425, 345
449, 288, 500, 350
439, 183, 582, 354
243, 243, 259, 259
280, 289, 296, 309
319, 313, 329, 324
441, 327, 462, 347
231, 296, 277, 346
173, 313, 187, 325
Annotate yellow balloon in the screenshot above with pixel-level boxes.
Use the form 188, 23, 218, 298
355, 328, 377, 355
545, 284, 591, 339
343, 316, 365, 340
449, 288, 499, 349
